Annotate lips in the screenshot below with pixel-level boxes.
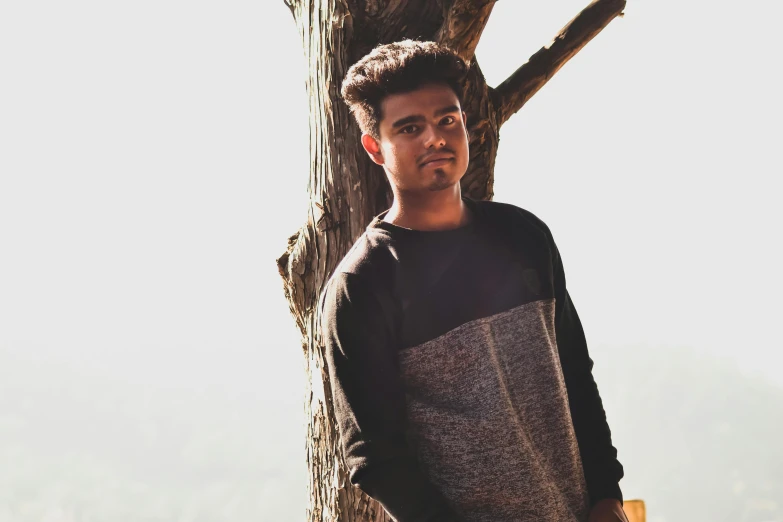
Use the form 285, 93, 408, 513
420, 155, 455, 167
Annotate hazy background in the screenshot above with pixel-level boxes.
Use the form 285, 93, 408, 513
1, 1, 781, 521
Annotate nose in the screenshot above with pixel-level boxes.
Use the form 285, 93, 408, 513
422, 124, 446, 149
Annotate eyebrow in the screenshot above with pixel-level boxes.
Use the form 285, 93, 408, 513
391, 104, 461, 129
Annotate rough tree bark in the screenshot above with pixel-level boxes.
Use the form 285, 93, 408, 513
276, 1, 626, 520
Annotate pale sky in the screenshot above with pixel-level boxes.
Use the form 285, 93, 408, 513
0, 1, 781, 521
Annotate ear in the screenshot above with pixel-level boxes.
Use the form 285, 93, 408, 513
361, 134, 385, 166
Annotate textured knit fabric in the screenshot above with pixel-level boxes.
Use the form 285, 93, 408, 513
399, 299, 589, 522
321, 198, 623, 522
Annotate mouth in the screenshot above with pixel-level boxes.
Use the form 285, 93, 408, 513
420, 156, 455, 168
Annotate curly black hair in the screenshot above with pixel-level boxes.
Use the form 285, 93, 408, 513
341, 40, 469, 139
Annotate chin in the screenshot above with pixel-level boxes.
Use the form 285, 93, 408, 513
427, 183, 455, 192
426, 171, 461, 192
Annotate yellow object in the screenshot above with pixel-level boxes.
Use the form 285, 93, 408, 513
624, 500, 646, 522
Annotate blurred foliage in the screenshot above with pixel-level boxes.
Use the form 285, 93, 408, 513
0, 351, 303, 522
594, 344, 783, 522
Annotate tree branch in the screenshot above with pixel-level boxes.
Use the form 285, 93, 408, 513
494, 0, 626, 127
283, 0, 296, 19
435, 0, 497, 62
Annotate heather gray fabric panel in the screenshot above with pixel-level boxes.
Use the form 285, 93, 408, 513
398, 298, 590, 522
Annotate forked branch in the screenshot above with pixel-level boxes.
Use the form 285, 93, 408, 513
283, 0, 296, 18
494, 0, 626, 127
436, 0, 497, 62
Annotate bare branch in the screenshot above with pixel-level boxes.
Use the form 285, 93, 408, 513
283, 0, 296, 19
494, 0, 626, 127
436, 0, 497, 62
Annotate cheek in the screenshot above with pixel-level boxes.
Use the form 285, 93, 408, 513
454, 132, 470, 167
385, 141, 417, 166
382, 143, 398, 168
450, 126, 470, 145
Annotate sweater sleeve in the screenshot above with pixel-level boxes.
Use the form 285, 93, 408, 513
321, 272, 462, 522
548, 231, 625, 506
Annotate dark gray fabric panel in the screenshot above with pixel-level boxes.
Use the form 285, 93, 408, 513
399, 299, 590, 522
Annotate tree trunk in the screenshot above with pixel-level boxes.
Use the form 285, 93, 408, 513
276, 1, 625, 520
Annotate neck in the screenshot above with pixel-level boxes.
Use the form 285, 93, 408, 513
384, 184, 471, 231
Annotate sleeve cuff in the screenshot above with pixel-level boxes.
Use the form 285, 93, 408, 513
589, 481, 623, 507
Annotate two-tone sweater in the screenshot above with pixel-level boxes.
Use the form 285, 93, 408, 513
321, 197, 624, 522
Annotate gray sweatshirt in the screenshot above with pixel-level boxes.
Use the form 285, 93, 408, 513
321, 198, 623, 522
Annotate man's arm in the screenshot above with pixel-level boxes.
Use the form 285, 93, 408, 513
321, 272, 461, 522
548, 231, 625, 507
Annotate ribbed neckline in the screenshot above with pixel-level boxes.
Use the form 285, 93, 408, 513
369, 197, 480, 238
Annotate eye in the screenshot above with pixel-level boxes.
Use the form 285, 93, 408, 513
400, 125, 418, 134
440, 115, 456, 125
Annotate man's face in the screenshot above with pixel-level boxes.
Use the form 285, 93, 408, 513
362, 83, 470, 193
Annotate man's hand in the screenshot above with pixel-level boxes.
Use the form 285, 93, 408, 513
587, 499, 629, 522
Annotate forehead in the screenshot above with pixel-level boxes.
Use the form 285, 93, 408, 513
379, 83, 460, 126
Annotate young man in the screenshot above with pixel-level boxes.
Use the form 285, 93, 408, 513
321, 40, 627, 522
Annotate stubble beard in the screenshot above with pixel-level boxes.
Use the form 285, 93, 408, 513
427, 168, 456, 191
